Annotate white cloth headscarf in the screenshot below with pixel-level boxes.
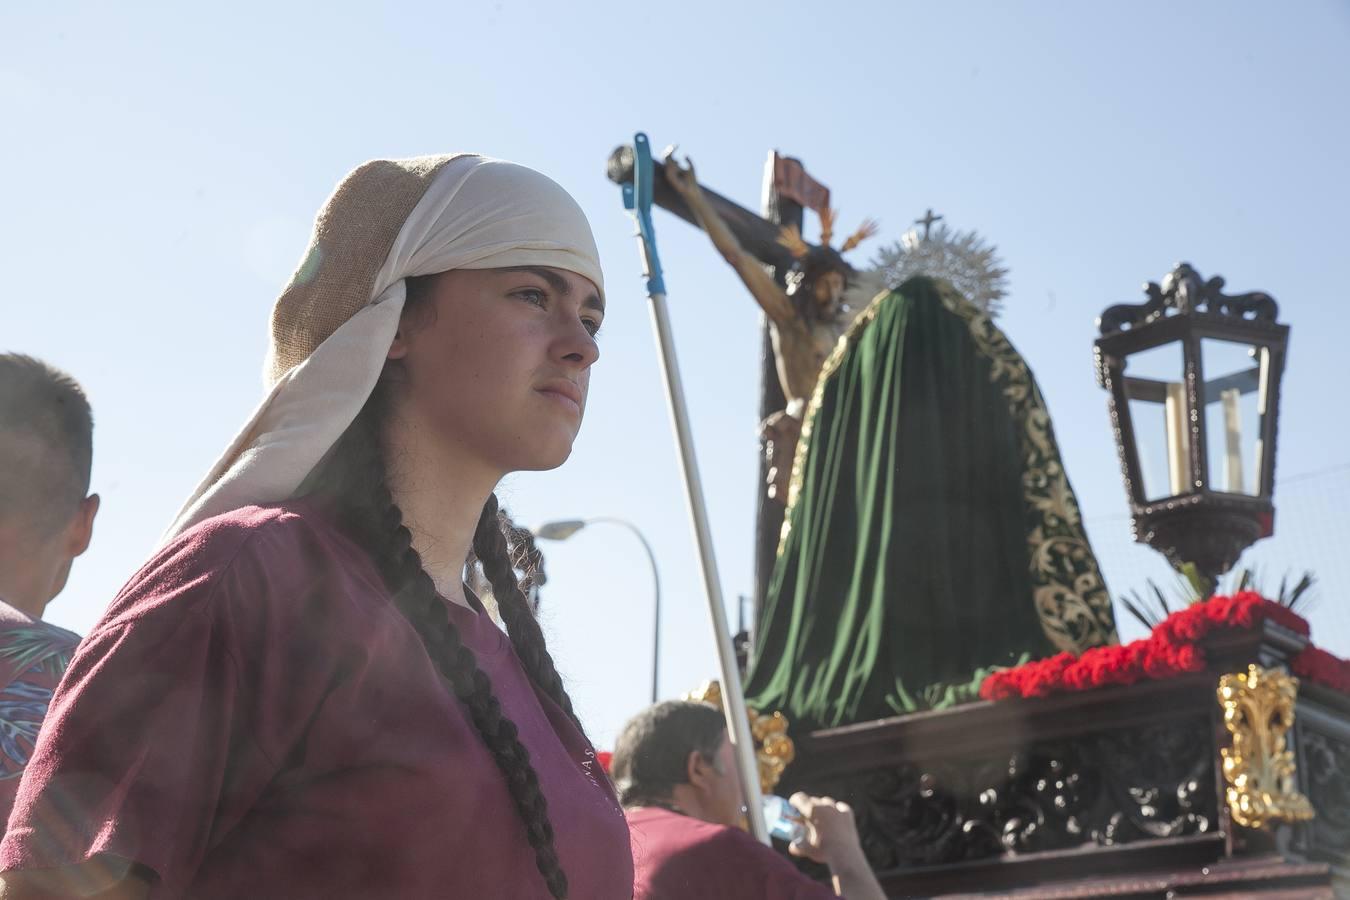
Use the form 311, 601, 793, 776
163, 155, 603, 542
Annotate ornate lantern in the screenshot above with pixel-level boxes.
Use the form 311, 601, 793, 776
1094, 263, 1289, 595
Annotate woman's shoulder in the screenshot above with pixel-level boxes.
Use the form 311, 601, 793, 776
160, 500, 360, 583
97, 500, 378, 634
177, 499, 350, 554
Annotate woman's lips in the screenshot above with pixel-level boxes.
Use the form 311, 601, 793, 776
536, 382, 583, 415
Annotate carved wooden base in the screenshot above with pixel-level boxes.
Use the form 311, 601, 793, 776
775, 651, 1349, 898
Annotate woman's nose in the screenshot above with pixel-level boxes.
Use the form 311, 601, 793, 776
556, 317, 600, 369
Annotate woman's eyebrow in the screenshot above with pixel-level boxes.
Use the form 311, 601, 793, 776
499, 266, 604, 314
499, 266, 570, 294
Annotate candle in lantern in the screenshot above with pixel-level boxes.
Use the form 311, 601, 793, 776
1222, 387, 1244, 493
1164, 383, 1189, 495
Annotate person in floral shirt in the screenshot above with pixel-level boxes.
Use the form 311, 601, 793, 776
0, 354, 98, 822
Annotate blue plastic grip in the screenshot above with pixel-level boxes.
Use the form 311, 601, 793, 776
628, 132, 667, 297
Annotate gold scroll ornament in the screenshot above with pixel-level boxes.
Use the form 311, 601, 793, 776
1217, 664, 1315, 829
685, 681, 796, 794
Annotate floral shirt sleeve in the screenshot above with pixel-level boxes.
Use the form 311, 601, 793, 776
0, 618, 81, 819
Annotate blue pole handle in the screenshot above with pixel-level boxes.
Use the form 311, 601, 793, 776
622, 132, 667, 297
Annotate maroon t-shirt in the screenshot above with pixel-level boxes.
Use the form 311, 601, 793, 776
628, 806, 836, 899
0, 502, 632, 899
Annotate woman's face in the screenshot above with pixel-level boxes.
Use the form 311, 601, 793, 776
388, 265, 604, 475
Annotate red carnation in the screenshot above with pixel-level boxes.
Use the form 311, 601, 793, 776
977, 592, 1340, 702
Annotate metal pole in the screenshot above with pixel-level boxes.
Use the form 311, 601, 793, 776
589, 517, 661, 703
647, 291, 768, 841
622, 132, 769, 844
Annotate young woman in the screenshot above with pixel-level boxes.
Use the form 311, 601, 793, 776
0, 155, 632, 899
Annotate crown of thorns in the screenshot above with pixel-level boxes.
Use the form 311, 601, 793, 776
776, 207, 879, 260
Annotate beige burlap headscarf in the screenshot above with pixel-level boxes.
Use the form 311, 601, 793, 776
163, 154, 604, 542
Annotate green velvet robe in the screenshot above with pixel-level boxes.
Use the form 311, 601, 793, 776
745, 277, 1117, 731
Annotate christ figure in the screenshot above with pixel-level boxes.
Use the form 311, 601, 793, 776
662, 151, 881, 499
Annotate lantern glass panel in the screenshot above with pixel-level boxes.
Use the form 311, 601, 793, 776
1200, 337, 1265, 496
1121, 342, 1188, 501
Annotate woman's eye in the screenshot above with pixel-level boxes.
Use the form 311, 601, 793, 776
582, 317, 602, 338
514, 289, 548, 307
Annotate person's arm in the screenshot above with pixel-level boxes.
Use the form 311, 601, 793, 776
662, 152, 800, 328
788, 793, 886, 900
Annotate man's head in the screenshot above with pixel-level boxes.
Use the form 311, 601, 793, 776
785, 245, 851, 321
612, 700, 744, 827
0, 354, 98, 617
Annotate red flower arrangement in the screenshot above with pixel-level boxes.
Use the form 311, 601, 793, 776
980, 591, 1349, 702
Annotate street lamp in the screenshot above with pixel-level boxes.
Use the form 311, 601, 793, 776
534, 517, 662, 703
1094, 262, 1289, 596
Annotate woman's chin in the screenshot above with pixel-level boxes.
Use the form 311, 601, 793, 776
513, 438, 575, 473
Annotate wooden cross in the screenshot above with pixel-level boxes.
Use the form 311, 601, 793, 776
606, 146, 805, 272
606, 144, 822, 624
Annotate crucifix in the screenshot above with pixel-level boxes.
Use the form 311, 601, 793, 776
606, 144, 879, 624
914, 208, 944, 239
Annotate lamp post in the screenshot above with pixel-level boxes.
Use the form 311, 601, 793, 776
1094, 262, 1289, 597
534, 517, 662, 703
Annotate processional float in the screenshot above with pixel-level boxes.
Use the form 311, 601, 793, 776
608, 133, 1349, 897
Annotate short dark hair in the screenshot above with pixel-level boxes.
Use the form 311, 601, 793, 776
611, 700, 727, 807
0, 354, 94, 535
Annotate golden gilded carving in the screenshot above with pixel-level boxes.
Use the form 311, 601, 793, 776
1217, 664, 1315, 829
685, 680, 796, 794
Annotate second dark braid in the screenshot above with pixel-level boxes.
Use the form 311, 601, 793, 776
473, 496, 587, 739
343, 407, 571, 899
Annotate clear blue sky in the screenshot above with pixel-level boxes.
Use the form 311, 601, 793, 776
4, 1, 1348, 748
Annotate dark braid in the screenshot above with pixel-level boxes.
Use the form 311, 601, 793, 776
474, 496, 586, 737
312, 391, 571, 899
